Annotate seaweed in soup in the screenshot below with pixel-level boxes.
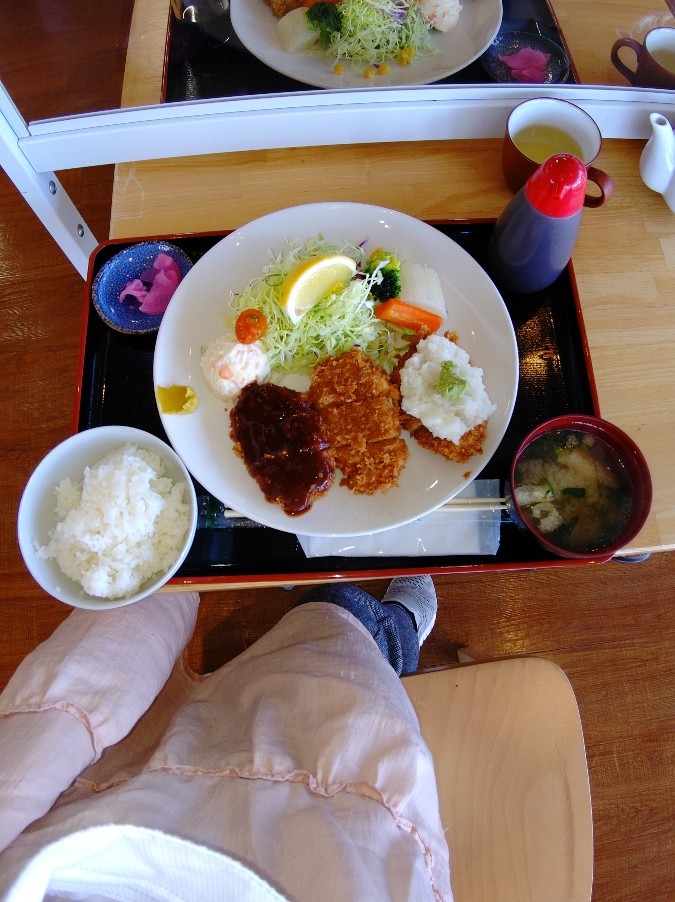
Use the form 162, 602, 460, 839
513, 429, 632, 553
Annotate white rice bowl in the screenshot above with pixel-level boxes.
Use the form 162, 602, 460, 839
399, 334, 496, 443
17, 426, 197, 610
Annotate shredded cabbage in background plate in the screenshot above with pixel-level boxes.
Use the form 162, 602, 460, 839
330, 0, 437, 65
228, 237, 410, 374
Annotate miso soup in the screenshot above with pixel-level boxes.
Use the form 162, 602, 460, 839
513, 429, 632, 553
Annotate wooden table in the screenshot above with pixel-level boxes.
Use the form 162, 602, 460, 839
110, 0, 675, 556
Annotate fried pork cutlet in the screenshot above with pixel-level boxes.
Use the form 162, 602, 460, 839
392, 332, 489, 465
308, 349, 398, 407
309, 349, 408, 495
318, 397, 401, 450
264, 0, 306, 17
331, 438, 409, 495
400, 415, 488, 464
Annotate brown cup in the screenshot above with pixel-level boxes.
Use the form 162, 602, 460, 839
611, 26, 675, 89
502, 98, 614, 208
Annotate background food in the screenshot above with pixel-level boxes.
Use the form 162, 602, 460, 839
417, 0, 463, 33
266, 0, 306, 17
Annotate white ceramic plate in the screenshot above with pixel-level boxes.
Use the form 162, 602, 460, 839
154, 202, 518, 537
230, 0, 502, 89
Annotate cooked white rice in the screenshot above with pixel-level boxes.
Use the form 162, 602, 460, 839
37, 443, 191, 600
399, 334, 496, 443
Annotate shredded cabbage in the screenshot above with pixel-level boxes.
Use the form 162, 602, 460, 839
228, 237, 410, 375
329, 0, 437, 65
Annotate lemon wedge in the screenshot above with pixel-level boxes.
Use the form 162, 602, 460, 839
279, 253, 358, 325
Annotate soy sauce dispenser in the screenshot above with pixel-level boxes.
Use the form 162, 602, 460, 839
488, 154, 587, 294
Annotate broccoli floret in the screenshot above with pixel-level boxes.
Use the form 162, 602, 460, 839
365, 247, 401, 301
306, 2, 343, 49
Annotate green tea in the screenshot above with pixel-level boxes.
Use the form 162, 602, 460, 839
651, 47, 675, 74
513, 124, 585, 164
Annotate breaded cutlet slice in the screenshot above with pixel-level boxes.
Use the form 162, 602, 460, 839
319, 397, 401, 450
392, 330, 488, 464
264, 0, 306, 17
308, 348, 398, 408
333, 438, 409, 495
401, 413, 488, 464
309, 348, 408, 493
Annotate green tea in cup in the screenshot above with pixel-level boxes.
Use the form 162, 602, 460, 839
502, 98, 614, 207
512, 124, 585, 165
611, 27, 675, 89
650, 46, 675, 75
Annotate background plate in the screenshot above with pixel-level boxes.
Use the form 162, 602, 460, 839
230, 0, 503, 89
153, 202, 518, 537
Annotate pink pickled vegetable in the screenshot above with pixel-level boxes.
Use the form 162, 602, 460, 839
498, 47, 551, 83
120, 253, 182, 315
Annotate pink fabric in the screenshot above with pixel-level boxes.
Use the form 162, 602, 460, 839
0, 592, 199, 851
0, 596, 452, 901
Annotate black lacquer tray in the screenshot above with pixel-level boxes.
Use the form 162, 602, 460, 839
77, 221, 602, 587
163, 0, 578, 103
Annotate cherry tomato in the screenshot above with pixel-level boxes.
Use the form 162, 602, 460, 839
235, 309, 267, 344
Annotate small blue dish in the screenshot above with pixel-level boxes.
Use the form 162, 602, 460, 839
92, 241, 193, 335
482, 31, 570, 84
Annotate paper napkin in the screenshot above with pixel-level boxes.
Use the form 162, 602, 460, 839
297, 480, 502, 558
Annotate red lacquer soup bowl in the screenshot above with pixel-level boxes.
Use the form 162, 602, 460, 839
510, 415, 652, 560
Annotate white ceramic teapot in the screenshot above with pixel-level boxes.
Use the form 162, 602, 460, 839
640, 112, 675, 211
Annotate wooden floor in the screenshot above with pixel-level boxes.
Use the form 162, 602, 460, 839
1, 5, 673, 900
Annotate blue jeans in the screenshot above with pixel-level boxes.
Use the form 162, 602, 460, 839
294, 584, 419, 676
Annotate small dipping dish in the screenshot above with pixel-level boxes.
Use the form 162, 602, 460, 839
510, 415, 652, 561
482, 31, 570, 84
92, 240, 193, 335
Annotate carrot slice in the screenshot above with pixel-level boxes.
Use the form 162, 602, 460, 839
374, 299, 443, 333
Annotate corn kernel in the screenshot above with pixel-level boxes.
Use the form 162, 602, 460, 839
377, 64, 391, 76
363, 66, 376, 79
333, 63, 344, 75
397, 47, 414, 66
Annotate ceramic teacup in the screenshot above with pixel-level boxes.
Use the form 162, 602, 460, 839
611, 26, 675, 89
502, 98, 614, 208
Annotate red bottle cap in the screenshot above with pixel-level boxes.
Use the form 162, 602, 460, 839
525, 154, 587, 217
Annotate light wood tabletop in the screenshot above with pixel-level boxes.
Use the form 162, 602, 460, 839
110, 0, 675, 556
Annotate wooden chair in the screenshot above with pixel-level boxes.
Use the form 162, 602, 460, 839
402, 657, 593, 902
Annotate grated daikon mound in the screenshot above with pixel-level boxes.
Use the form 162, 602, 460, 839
399, 334, 495, 444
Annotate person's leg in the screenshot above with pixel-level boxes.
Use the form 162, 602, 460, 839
294, 577, 437, 676
0, 592, 199, 853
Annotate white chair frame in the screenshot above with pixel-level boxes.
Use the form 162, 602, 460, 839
1, 80, 674, 276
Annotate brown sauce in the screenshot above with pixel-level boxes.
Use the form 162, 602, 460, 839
230, 382, 334, 516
